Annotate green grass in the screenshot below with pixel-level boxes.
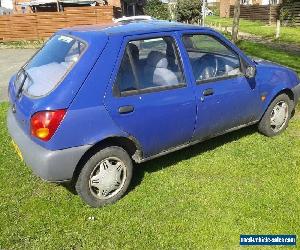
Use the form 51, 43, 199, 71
1, 41, 300, 248
1, 100, 300, 248
237, 40, 300, 74
206, 16, 300, 45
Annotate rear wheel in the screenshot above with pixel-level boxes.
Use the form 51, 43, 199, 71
76, 146, 133, 207
258, 94, 292, 137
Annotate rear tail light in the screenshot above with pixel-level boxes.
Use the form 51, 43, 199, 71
30, 109, 66, 141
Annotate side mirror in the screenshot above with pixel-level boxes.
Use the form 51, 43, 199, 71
245, 65, 256, 79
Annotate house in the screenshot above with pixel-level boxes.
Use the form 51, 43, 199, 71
220, 0, 282, 18
15, 0, 147, 15
0, 0, 13, 9
0, 6, 13, 14
207, 0, 220, 7
12, 0, 101, 13
240, 0, 281, 4
119, 0, 145, 16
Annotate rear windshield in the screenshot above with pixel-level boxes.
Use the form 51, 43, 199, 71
15, 35, 86, 97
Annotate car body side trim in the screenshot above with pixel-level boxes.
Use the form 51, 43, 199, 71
136, 120, 259, 163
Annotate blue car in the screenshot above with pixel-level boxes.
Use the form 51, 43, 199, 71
7, 21, 300, 207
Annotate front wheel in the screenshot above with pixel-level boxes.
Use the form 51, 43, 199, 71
75, 146, 133, 208
258, 94, 292, 137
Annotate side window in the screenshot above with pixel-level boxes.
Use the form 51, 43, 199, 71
114, 36, 186, 96
182, 34, 242, 83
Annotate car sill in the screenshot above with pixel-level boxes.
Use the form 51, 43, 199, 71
136, 120, 259, 164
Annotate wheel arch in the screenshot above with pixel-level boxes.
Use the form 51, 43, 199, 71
262, 88, 294, 118
278, 88, 294, 103
72, 136, 143, 180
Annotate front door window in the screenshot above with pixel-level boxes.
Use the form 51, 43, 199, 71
182, 34, 242, 83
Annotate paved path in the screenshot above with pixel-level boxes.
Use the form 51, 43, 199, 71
0, 49, 37, 102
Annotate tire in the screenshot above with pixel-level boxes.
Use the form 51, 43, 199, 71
258, 94, 292, 137
75, 146, 133, 208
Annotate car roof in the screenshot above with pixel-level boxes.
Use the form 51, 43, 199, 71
62, 20, 213, 38
113, 15, 155, 23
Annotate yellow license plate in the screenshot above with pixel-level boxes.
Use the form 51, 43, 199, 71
11, 140, 23, 161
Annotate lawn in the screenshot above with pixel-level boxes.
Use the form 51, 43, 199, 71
206, 16, 300, 45
1, 38, 300, 249
1, 105, 300, 248
237, 40, 300, 74
0, 40, 44, 49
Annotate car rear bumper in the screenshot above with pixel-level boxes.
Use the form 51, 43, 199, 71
292, 84, 300, 107
7, 109, 90, 182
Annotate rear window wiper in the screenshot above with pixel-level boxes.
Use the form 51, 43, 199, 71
16, 67, 32, 98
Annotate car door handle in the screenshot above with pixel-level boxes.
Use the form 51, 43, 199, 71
118, 105, 134, 114
203, 88, 214, 96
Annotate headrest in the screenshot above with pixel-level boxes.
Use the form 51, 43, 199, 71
146, 51, 168, 68
127, 43, 139, 61
183, 36, 194, 49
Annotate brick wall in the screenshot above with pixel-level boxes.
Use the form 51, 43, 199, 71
108, 0, 121, 7
220, 0, 235, 17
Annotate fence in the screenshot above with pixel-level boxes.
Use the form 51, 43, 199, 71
229, 3, 300, 26
229, 5, 280, 23
0, 6, 116, 41
280, 1, 300, 26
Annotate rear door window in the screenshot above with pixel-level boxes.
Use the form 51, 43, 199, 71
15, 35, 86, 97
114, 36, 186, 96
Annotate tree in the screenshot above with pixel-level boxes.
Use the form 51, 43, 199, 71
232, 0, 240, 43
269, 0, 272, 25
176, 0, 202, 24
144, 0, 170, 20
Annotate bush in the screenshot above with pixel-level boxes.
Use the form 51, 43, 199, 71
144, 0, 170, 20
209, 5, 220, 16
176, 0, 202, 24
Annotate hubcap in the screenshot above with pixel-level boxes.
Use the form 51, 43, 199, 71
89, 157, 127, 200
270, 101, 289, 133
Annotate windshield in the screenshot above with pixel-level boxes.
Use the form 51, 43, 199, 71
15, 35, 86, 97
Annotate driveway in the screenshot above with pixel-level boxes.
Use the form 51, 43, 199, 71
0, 49, 37, 102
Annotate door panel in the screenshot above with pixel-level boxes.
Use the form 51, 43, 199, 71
105, 34, 196, 157
180, 32, 261, 141
193, 76, 260, 141
106, 89, 196, 157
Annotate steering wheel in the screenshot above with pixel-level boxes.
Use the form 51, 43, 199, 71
192, 54, 218, 81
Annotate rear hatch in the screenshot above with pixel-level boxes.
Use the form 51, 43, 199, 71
8, 31, 108, 144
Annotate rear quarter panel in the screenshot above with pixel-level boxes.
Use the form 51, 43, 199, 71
48, 34, 128, 150
8, 31, 109, 150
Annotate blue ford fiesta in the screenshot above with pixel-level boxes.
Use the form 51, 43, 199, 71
7, 21, 300, 207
